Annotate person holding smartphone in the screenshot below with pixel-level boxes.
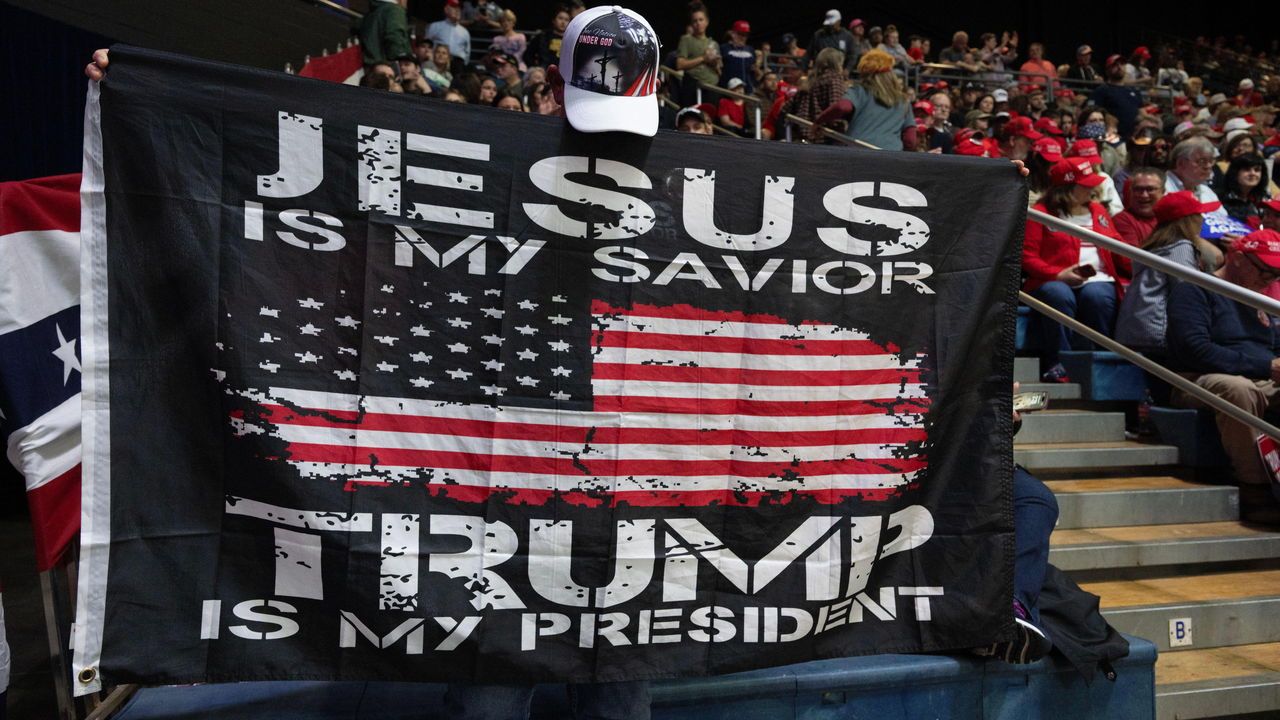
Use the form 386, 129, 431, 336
1023, 157, 1125, 383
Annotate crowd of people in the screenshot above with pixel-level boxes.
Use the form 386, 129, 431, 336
349, 1, 1280, 522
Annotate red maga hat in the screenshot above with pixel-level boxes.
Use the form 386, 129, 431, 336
1261, 198, 1280, 213
1237, 229, 1280, 270
913, 100, 934, 115
1050, 158, 1106, 187
1034, 136, 1064, 162
1034, 117, 1064, 136
732, 19, 751, 34
1068, 139, 1103, 166
1154, 190, 1221, 224
954, 129, 987, 156
1006, 116, 1043, 140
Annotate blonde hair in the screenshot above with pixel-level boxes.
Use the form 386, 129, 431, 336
502, 9, 516, 25
857, 51, 906, 108
813, 47, 845, 76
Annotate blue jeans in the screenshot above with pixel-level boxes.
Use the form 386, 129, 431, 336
1013, 466, 1059, 625
442, 681, 651, 720
1030, 281, 1118, 368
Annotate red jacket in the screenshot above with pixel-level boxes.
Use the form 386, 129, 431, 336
1023, 201, 1123, 292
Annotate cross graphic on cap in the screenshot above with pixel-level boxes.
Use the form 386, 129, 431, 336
593, 48, 614, 90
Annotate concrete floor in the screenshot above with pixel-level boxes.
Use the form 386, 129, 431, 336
2, 476, 59, 719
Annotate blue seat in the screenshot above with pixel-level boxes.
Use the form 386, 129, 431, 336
1149, 406, 1231, 468
114, 637, 1157, 720
1059, 351, 1147, 402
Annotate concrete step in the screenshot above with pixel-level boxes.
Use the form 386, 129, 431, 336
1049, 521, 1280, 572
1047, 477, 1238, 529
1016, 382, 1082, 401
1018, 410, 1127, 444
1084, 570, 1280, 652
1014, 356, 1040, 383
1014, 441, 1179, 472
1155, 642, 1280, 719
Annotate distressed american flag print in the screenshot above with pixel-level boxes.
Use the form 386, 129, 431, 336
225, 273, 930, 507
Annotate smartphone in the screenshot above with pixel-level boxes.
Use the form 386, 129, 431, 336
1076, 263, 1097, 278
1013, 391, 1049, 412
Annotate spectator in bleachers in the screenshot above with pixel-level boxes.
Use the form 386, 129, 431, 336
878, 27, 919, 73
978, 32, 1018, 86
1115, 190, 1223, 357
1218, 154, 1271, 225
925, 91, 955, 152
1090, 55, 1143, 138
524, 5, 570, 70
1123, 46, 1152, 85
1026, 137, 1063, 204
1167, 137, 1230, 222
938, 31, 970, 65
718, 77, 748, 132
848, 20, 872, 68
1023, 157, 1123, 382
1025, 87, 1050, 121
1236, 78, 1265, 107
998, 115, 1041, 161
720, 20, 757, 94
675, 3, 721, 105
494, 91, 524, 111
491, 53, 522, 97
1020, 42, 1057, 85
359, 0, 413, 69
783, 48, 847, 140
397, 58, 431, 95
478, 76, 498, 104
443, 88, 467, 103
1065, 44, 1098, 83
1166, 230, 1280, 523
676, 105, 714, 134
1212, 130, 1259, 189
490, 10, 528, 72
525, 81, 558, 115
818, 49, 916, 150
361, 62, 404, 92
1056, 108, 1076, 140
950, 81, 984, 126
423, 43, 454, 93
1114, 168, 1167, 248
461, 0, 502, 32
806, 10, 857, 73
426, 0, 471, 71
1262, 199, 1280, 231
1068, 139, 1124, 215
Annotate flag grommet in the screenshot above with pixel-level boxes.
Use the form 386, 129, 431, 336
77, 667, 97, 684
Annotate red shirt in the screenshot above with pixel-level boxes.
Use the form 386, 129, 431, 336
1111, 210, 1158, 285
1023, 201, 1123, 291
718, 98, 745, 128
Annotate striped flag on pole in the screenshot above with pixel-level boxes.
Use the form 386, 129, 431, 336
0, 173, 83, 571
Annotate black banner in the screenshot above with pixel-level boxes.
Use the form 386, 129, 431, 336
74, 46, 1026, 690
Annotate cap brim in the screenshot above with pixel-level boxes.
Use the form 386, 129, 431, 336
1198, 201, 1223, 214
564, 85, 658, 137
1020, 129, 1045, 141
1077, 174, 1106, 188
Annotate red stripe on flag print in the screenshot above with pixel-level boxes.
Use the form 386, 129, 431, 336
238, 301, 929, 506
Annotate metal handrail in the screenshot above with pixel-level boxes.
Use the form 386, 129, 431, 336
304, 0, 361, 20
1028, 209, 1280, 318
1021, 292, 1280, 441
781, 112, 876, 149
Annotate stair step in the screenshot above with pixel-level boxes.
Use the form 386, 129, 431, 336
1016, 382, 1082, 400
1018, 410, 1127, 444
1156, 642, 1280, 719
1047, 477, 1238, 528
1014, 441, 1179, 472
1083, 570, 1280, 651
1049, 521, 1280, 571
1014, 356, 1040, 383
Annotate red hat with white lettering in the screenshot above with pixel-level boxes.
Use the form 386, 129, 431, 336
1068, 139, 1103, 166
953, 128, 988, 156
1154, 190, 1221, 224
1034, 117, 1064, 137
1034, 136, 1063, 162
561, 6, 661, 136
1236, 229, 1280, 270
1050, 158, 1106, 188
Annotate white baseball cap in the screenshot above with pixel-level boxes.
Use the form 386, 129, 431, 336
560, 6, 661, 136
824, 9, 842, 25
